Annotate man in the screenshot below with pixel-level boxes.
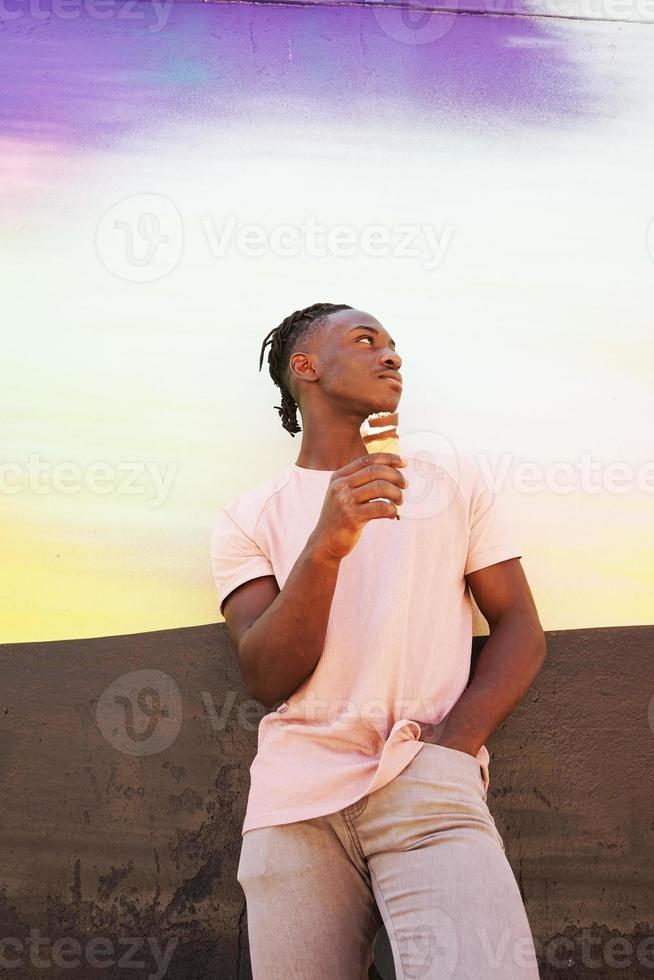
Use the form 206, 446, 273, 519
211, 301, 546, 979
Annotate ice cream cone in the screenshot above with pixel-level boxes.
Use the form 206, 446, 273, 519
361, 412, 402, 518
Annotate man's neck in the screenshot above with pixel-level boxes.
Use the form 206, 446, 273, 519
294, 429, 368, 472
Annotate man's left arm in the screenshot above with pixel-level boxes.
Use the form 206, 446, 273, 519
424, 557, 547, 756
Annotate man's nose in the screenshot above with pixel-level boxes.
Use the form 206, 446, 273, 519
381, 350, 402, 368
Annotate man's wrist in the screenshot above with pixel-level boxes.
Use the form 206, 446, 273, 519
433, 733, 481, 758
413, 719, 481, 757
305, 532, 343, 567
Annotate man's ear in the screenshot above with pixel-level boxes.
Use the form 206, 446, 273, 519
288, 351, 319, 390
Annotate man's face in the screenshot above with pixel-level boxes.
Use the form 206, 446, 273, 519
303, 308, 403, 416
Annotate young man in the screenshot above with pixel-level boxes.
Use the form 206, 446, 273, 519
211, 302, 546, 979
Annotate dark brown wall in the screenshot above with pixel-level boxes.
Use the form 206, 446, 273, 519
1, 624, 652, 978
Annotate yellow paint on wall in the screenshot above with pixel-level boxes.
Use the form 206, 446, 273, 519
2, 468, 653, 643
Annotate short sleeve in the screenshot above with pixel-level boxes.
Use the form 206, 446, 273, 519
464, 458, 522, 575
210, 509, 275, 617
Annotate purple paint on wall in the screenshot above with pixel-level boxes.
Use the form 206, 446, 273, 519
1, 0, 610, 154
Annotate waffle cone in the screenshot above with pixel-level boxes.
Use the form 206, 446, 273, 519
362, 412, 402, 516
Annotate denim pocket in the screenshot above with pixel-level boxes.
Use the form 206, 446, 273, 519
420, 741, 479, 766
420, 741, 486, 791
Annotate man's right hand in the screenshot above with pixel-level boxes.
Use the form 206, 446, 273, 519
310, 452, 408, 562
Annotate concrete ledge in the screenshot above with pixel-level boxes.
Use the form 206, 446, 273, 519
0, 623, 652, 977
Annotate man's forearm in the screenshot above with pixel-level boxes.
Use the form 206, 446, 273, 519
240, 532, 342, 710
424, 613, 547, 756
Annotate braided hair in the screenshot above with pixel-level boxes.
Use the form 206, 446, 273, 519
258, 302, 353, 436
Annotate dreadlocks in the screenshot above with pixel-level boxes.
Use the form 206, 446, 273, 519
258, 302, 353, 436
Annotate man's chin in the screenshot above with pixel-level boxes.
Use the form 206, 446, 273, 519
359, 392, 401, 420
377, 394, 402, 412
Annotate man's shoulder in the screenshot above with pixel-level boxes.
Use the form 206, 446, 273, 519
216, 464, 294, 536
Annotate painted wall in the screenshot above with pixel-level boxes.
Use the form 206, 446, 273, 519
1, 0, 653, 643
1, 0, 653, 977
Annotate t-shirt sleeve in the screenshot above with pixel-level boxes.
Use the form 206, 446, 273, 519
464, 457, 522, 575
210, 508, 276, 617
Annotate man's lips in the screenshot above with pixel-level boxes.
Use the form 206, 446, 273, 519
379, 372, 403, 387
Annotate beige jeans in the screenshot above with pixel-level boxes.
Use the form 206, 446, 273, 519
237, 742, 541, 979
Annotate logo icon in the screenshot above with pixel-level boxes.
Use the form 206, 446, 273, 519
95, 193, 183, 282
96, 669, 183, 756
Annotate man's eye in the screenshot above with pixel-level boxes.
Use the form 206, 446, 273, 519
357, 336, 374, 344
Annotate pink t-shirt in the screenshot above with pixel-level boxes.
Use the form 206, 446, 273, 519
210, 451, 522, 836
